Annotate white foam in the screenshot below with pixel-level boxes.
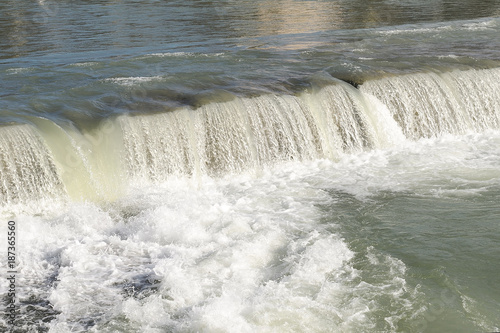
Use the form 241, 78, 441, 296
3, 128, 499, 331
70, 62, 99, 67
143, 52, 225, 58
379, 24, 453, 36
462, 19, 497, 31
437, 54, 459, 59
0, 159, 352, 331
147, 51, 194, 57
379, 18, 499, 36
104, 76, 163, 86
6, 67, 34, 74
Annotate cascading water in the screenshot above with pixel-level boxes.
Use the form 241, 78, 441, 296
442, 68, 500, 129
119, 84, 376, 180
360, 68, 500, 138
0, 124, 64, 205
0, 67, 499, 205
114, 81, 408, 182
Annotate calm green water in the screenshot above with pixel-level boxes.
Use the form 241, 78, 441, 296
1, 1, 500, 332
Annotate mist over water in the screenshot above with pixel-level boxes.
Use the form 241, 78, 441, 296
1, 1, 500, 332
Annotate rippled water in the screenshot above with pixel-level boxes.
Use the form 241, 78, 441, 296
1, 0, 500, 123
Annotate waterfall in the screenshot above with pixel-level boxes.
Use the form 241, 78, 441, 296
0, 124, 65, 204
118, 83, 384, 180
360, 68, 500, 139
1, 67, 499, 205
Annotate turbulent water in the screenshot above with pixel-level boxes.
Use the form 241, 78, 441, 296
1, 1, 500, 332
